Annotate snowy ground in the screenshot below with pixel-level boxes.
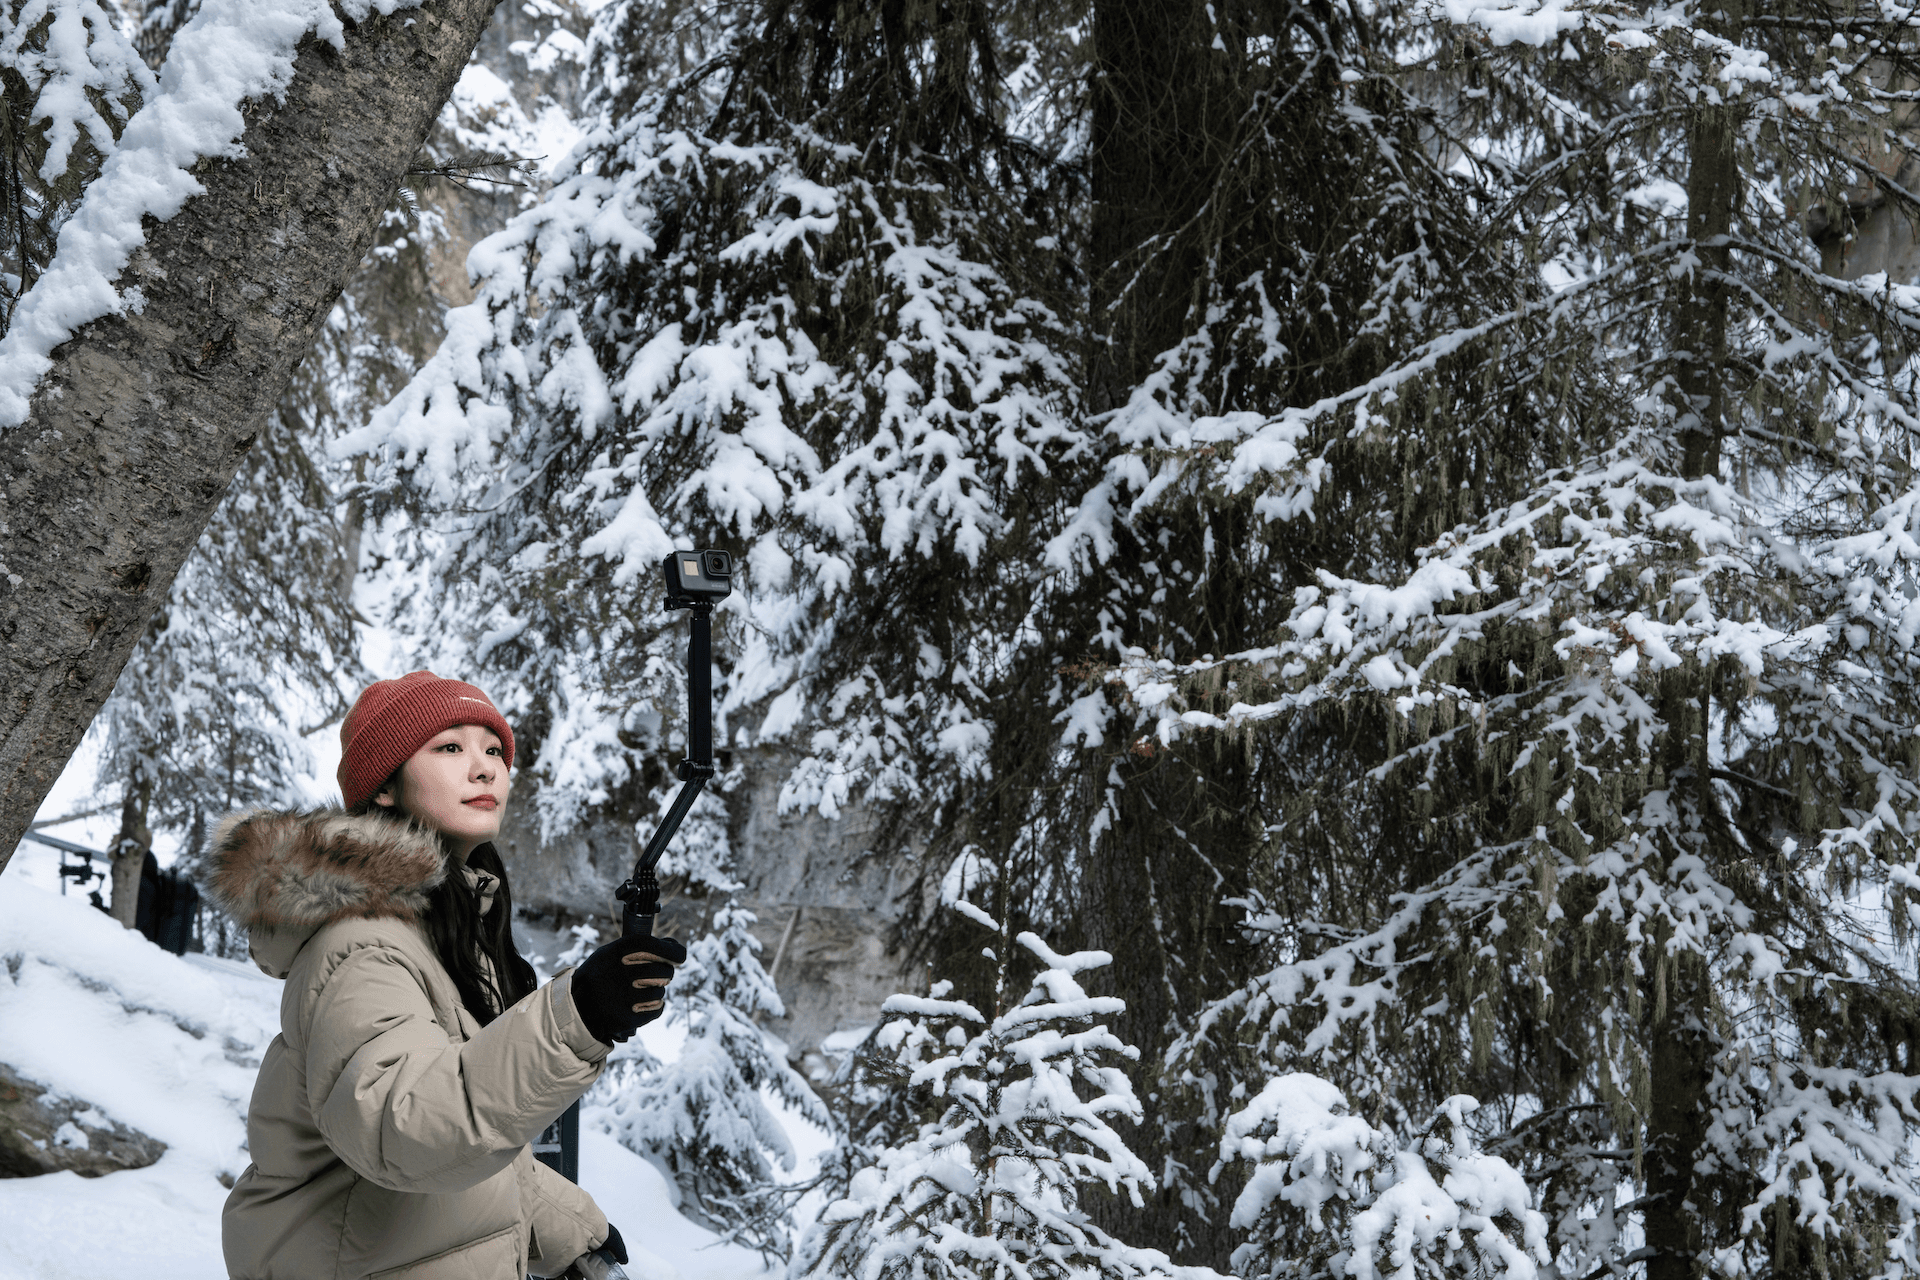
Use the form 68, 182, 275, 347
0, 843, 813, 1280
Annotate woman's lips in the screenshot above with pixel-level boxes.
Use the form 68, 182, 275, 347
463, 796, 497, 809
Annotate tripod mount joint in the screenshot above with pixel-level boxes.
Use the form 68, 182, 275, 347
614, 867, 659, 911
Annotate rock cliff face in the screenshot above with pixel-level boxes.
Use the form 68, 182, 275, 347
723, 758, 926, 1054
495, 751, 925, 1058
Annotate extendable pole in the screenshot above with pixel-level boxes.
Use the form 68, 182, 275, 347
617, 601, 716, 939
687, 609, 711, 766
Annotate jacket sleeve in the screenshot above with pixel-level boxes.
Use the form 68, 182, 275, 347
519, 1146, 610, 1278
301, 944, 610, 1194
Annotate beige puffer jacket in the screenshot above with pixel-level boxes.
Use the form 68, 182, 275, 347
208, 810, 613, 1280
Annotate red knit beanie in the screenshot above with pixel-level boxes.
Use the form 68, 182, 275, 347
337, 671, 515, 810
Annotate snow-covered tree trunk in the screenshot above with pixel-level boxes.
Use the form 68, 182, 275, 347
0, 0, 500, 875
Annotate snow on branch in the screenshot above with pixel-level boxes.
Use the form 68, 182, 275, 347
1091, 427, 1920, 859
2, 0, 150, 188
1219, 1075, 1549, 1280
338, 45, 1072, 819
1430, 0, 1826, 77
0, 0, 425, 427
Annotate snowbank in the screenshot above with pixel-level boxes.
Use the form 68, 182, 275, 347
0, 873, 775, 1280
0, 879, 272, 1278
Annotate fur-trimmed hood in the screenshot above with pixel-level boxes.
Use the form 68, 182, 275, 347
209, 809, 450, 978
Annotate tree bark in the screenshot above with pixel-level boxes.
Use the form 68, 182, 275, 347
107, 761, 153, 930
1641, 88, 1740, 1280
1645, 948, 1713, 1280
1674, 103, 1738, 482
1088, 0, 1215, 414
1082, 1, 1259, 1265
0, 0, 501, 877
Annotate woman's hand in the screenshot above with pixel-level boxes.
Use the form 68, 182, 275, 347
565, 1223, 629, 1280
570, 934, 688, 1044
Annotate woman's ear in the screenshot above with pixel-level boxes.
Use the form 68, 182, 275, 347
372, 766, 405, 811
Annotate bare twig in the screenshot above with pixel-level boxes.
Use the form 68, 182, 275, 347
405, 148, 540, 192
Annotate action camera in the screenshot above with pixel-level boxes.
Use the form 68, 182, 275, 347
663, 548, 734, 606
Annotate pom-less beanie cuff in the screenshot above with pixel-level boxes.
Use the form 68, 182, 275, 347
337, 671, 515, 810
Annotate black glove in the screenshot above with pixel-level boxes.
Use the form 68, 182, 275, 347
570, 933, 687, 1044
596, 1224, 628, 1265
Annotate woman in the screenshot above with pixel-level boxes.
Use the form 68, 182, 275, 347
209, 671, 684, 1279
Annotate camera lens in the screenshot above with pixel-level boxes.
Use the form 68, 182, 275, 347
704, 551, 732, 577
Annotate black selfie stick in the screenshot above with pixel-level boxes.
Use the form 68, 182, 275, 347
615, 548, 733, 939
542, 554, 730, 1203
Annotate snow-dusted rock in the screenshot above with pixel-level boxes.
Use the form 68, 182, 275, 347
0, 1060, 166, 1179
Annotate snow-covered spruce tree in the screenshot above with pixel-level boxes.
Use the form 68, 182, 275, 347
586, 900, 827, 1254
341, 2, 1920, 1273
801, 847, 1011, 1215
336, 0, 1083, 847
1218, 1075, 1548, 1280
790, 901, 1209, 1280
987, 0, 1540, 1260
1076, 4, 1920, 1278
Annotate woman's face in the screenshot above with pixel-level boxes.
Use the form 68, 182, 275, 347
374, 724, 509, 859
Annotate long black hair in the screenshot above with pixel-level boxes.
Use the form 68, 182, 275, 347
351, 787, 538, 1026
424, 839, 539, 1026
